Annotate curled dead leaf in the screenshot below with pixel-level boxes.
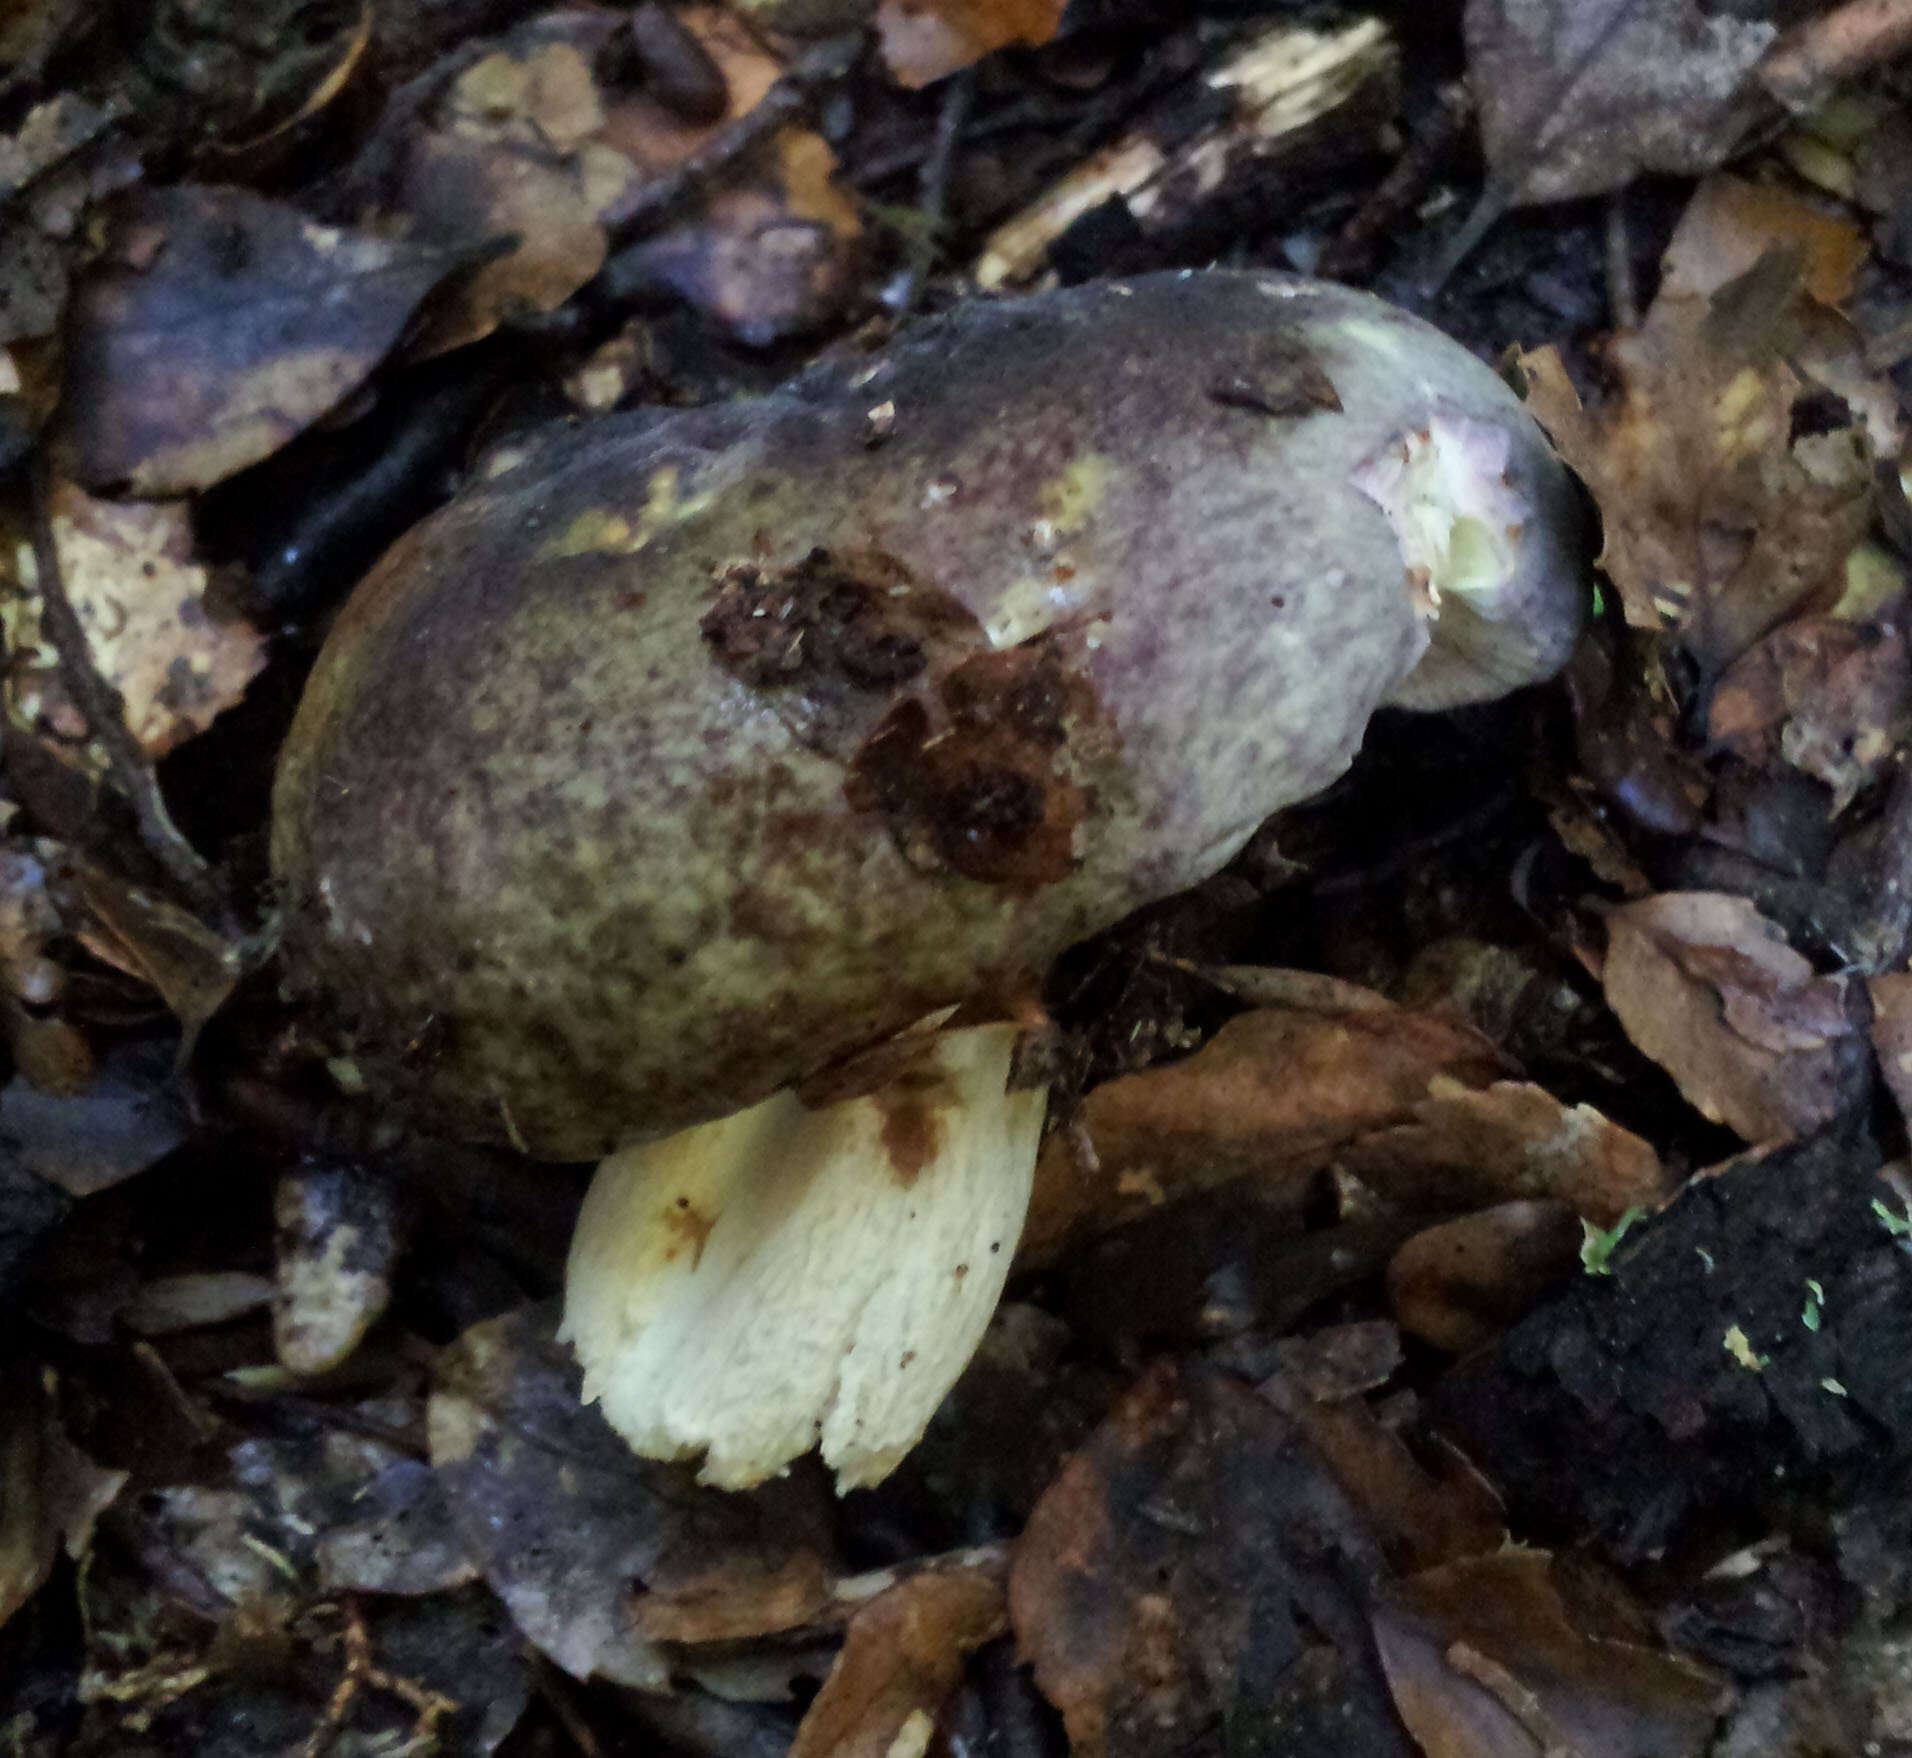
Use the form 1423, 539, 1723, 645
1373, 1549, 1728, 1758
1386, 1200, 1585, 1355
1464, 0, 1774, 205
1022, 985, 1506, 1263
1337, 1079, 1668, 1226
878, 0, 1065, 89
58, 185, 458, 495
1601, 892, 1864, 1143
789, 1561, 1007, 1758
1520, 255, 1876, 675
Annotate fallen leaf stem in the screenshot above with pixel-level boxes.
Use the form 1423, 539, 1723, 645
27, 455, 225, 920
603, 31, 865, 253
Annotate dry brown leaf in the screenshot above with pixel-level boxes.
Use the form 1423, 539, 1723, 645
396, 36, 629, 354
1022, 987, 1507, 1262
624, 128, 865, 348
429, 1306, 834, 1689
633, 1548, 833, 1645
0, 1369, 125, 1635
1338, 1080, 1668, 1225
396, 8, 859, 352
1372, 1550, 1727, 1758
1660, 172, 1869, 309
878, 0, 1065, 89
1602, 892, 1862, 1143
1520, 256, 1875, 674
789, 1563, 1007, 1758
1009, 1362, 1406, 1758
1386, 1199, 1584, 1354
1464, 0, 1774, 205
69, 861, 250, 1044
57, 184, 456, 495
8, 484, 266, 762
1706, 611, 1910, 812
1259, 1374, 1505, 1575
1868, 971, 1912, 1131
1269, 1318, 1403, 1403
0, 93, 138, 350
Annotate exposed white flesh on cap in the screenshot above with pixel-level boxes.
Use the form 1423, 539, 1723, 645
560, 1022, 1044, 1491
1355, 401, 1583, 710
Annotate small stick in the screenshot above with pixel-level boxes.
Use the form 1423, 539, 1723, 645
891, 70, 974, 317
26, 457, 224, 919
1761, 0, 1912, 110
1317, 82, 1471, 285
1605, 188, 1639, 329
604, 31, 864, 251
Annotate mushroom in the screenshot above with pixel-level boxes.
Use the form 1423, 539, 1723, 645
271, 270, 1585, 1489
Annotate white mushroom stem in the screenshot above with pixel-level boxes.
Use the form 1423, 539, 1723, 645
560, 1022, 1045, 1492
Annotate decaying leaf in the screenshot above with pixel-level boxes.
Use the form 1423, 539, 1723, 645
58, 184, 457, 494
1022, 983, 1507, 1262
1707, 611, 1911, 814
1601, 892, 1863, 1144
1008, 1362, 1411, 1758
0, 837, 87, 1094
788, 1560, 1007, 1758
618, 126, 865, 348
0, 1034, 190, 1198
0, 92, 137, 350
428, 1306, 834, 1689
1867, 971, 1912, 1132
877, 0, 1066, 90
1372, 1549, 1728, 1758
391, 8, 860, 351
1338, 1080, 1667, 1226
1386, 1200, 1585, 1355
1464, 0, 1774, 205
68, 860, 250, 1043
0, 1369, 125, 1634
6, 484, 265, 762
1259, 1373, 1505, 1576
1269, 1317, 1403, 1404
317, 1458, 480, 1598
1659, 172, 1870, 311
1520, 254, 1875, 675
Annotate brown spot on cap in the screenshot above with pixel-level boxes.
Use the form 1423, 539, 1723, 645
846, 641, 1095, 888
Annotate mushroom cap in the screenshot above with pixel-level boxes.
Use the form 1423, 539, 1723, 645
272, 271, 1584, 1158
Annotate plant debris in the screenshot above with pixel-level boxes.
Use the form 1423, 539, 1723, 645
11, 4, 1912, 1753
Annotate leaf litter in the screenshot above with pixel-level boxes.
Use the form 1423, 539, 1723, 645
10, 4, 1912, 1756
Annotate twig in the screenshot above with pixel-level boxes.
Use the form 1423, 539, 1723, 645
528, 1657, 607, 1758
302, 1598, 457, 1758
1317, 82, 1471, 285
603, 31, 864, 252
26, 457, 224, 919
891, 71, 974, 317
1760, 0, 1912, 111
1605, 188, 1639, 329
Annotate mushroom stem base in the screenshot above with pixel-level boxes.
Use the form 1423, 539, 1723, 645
560, 1022, 1044, 1491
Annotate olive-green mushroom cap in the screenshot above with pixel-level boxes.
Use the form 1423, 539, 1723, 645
272, 271, 1584, 1158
